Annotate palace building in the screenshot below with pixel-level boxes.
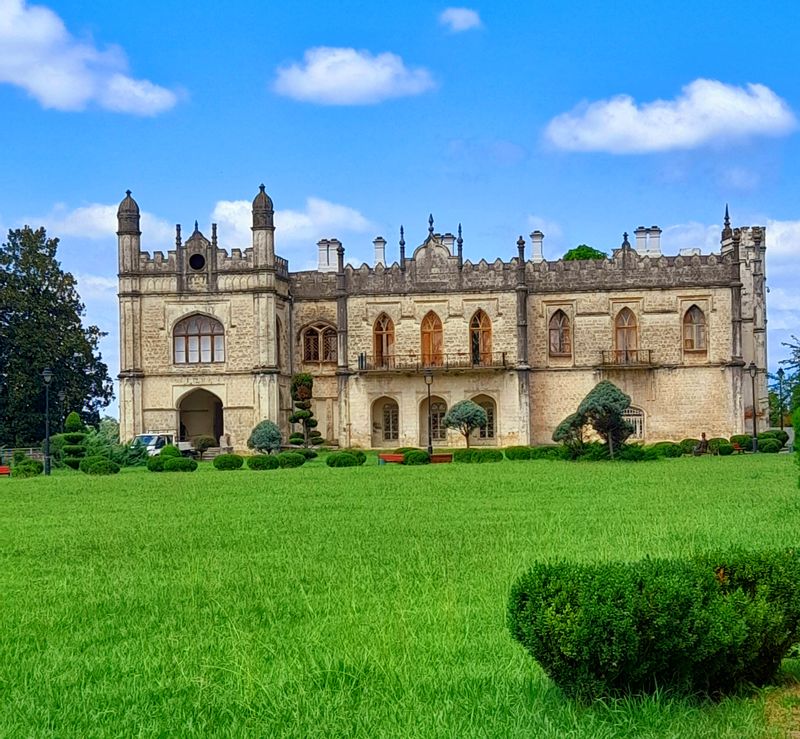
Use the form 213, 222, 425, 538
117, 186, 769, 451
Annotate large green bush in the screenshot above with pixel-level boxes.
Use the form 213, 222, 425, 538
247, 454, 279, 470
617, 443, 659, 462
326, 452, 359, 468
213, 454, 244, 470
718, 443, 734, 456
508, 550, 800, 701
759, 438, 782, 454
277, 451, 305, 468
12, 458, 43, 478
163, 457, 197, 472
505, 446, 533, 461
404, 450, 430, 465
707, 437, 728, 455
339, 449, 366, 465
79, 456, 120, 475
453, 449, 476, 463
679, 438, 699, 455
473, 448, 503, 463
648, 441, 682, 458
247, 420, 282, 454
160, 445, 182, 458
146, 455, 165, 472
768, 429, 789, 448
61, 411, 88, 469
730, 434, 752, 449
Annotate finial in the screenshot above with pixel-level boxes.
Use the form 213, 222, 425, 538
399, 225, 405, 247
517, 235, 525, 249
126, 189, 131, 197
724, 204, 730, 228
457, 223, 463, 245
194, 220, 199, 232
428, 214, 434, 236
622, 231, 630, 247
259, 183, 266, 193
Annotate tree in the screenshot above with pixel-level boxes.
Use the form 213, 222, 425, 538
289, 373, 323, 447
563, 244, 607, 261
247, 420, 282, 454
552, 412, 586, 458
443, 400, 487, 448
0, 227, 113, 445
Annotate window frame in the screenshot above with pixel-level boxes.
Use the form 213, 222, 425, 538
302, 322, 338, 363
421, 311, 444, 367
373, 313, 395, 368
683, 305, 707, 352
469, 310, 492, 365
173, 314, 225, 365
548, 309, 572, 357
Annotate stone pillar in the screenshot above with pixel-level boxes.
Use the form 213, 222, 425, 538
647, 226, 662, 257
634, 226, 647, 254
373, 236, 386, 267
530, 230, 544, 263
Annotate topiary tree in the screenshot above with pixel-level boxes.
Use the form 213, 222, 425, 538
289, 374, 324, 447
62, 410, 88, 469
247, 420, 282, 454
193, 435, 217, 460
563, 244, 607, 261
443, 399, 487, 448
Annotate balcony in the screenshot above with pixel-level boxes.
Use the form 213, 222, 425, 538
356, 351, 509, 373
598, 349, 655, 368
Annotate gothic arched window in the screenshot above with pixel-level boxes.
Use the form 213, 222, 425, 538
173, 314, 225, 364
303, 323, 337, 363
469, 310, 492, 365
683, 305, 707, 352
548, 310, 571, 357
421, 311, 443, 367
373, 313, 395, 368
615, 308, 638, 361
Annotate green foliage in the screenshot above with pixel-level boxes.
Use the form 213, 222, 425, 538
12, 458, 43, 478
12, 449, 26, 463
453, 449, 476, 463
193, 435, 217, 459
530, 446, 569, 460
403, 450, 430, 465
551, 412, 585, 457
679, 438, 699, 455
326, 452, 359, 468
718, 443, 734, 456
277, 452, 305, 468
339, 449, 366, 465
296, 448, 319, 460
247, 420, 282, 455
508, 549, 800, 701
65, 412, 85, 434
648, 441, 683, 458
730, 434, 752, 448
79, 456, 120, 475
394, 447, 419, 455
146, 456, 165, 472
505, 446, 533, 461
768, 429, 789, 447
160, 445, 181, 459
246, 454, 279, 470
289, 373, 319, 447
213, 454, 244, 470
562, 244, 607, 261
62, 431, 85, 444
617, 443, 659, 462
707, 437, 728, 454
163, 457, 197, 472
759, 438, 781, 454
473, 448, 503, 463
288, 433, 306, 445
442, 400, 487, 448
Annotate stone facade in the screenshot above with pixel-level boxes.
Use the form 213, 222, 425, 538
117, 189, 769, 451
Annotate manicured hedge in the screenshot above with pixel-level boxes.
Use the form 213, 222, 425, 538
326, 452, 359, 467
648, 441, 683, 458
679, 438, 699, 455
453, 449, 476, 463
707, 437, 728, 454
339, 449, 366, 465
146, 455, 165, 472
505, 446, 533, 461
531, 446, 568, 460
297, 448, 319, 460
730, 434, 752, 449
79, 455, 120, 475
718, 442, 734, 456
403, 450, 430, 465
12, 459, 43, 478
759, 438, 782, 454
617, 444, 659, 462
247, 454, 279, 470
160, 445, 182, 458
277, 452, 305, 468
508, 549, 800, 701
769, 429, 789, 448
454, 448, 504, 464
163, 457, 197, 472
213, 454, 244, 470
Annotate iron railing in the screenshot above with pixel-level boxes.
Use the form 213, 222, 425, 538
599, 349, 653, 367
357, 351, 509, 372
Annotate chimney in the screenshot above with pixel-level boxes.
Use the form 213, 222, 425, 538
634, 226, 647, 253
647, 226, 662, 257
317, 239, 335, 272
530, 230, 544, 263
373, 236, 386, 267
441, 232, 455, 253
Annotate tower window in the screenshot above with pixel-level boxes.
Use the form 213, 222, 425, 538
303, 323, 338, 363
189, 253, 206, 270
174, 314, 225, 364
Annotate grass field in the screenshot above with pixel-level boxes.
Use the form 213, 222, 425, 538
1, 454, 799, 737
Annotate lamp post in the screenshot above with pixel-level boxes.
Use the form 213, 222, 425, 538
747, 362, 758, 453
424, 368, 433, 456
42, 367, 53, 475
777, 367, 785, 432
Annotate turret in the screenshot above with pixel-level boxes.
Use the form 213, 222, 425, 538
251, 184, 275, 267
117, 190, 141, 273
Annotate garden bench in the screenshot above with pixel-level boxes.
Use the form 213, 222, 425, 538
378, 453, 453, 465
731, 442, 743, 454
0, 466, 10, 477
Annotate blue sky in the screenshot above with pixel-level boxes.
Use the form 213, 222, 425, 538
1, 0, 798, 415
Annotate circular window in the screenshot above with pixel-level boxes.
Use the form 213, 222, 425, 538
189, 253, 206, 271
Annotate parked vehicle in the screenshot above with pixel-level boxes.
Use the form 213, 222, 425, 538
131, 432, 195, 457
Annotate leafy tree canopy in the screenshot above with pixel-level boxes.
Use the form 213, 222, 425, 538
443, 399, 487, 448
0, 227, 112, 445
563, 244, 607, 261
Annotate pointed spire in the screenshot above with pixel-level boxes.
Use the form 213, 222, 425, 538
622, 231, 630, 247
724, 204, 730, 229
399, 225, 406, 270
194, 220, 199, 233
457, 223, 463, 270
428, 214, 434, 236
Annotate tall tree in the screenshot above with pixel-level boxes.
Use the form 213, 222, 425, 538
0, 227, 113, 445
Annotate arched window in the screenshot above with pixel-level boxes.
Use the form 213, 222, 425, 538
173, 314, 225, 364
683, 305, 707, 351
382, 399, 399, 440
421, 311, 443, 367
615, 308, 638, 361
472, 394, 496, 440
373, 313, 395, 368
469, 310, 492, 365
303, 323, 337, 363
622, 407, 645, 440
548, 310, 571, 357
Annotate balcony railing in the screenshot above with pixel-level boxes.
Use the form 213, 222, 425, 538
599, 349, 653, 367
357, 351, 509, 372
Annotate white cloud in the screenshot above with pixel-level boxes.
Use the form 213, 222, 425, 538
212, 197, 374, 248
439, 7, 482, 32
545, 79, 796, 154
0, 0, 179, 114
765, 218, 800, 262
661, 222, 721, 254
273, 47, 434, 105
526, 215, 563, 244
74, 273, 117, 302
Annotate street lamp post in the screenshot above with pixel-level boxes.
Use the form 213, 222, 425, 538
747, 362, 758, 453
424, 368, 433, 456
42, 367, 53, 475
777, 367, 785, 432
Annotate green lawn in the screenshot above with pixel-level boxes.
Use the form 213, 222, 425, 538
1, 455, 798, 737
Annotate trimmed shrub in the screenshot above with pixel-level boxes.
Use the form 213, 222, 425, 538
473, 448, 504, 463
63, 432, 87, 445
648, 441, 683, 458
707, 437, 728, 454
679, 438, 699, 455
64, 411, 84, 433
163, 457, 198, 472
730, 434, 752, 449
12, 459, 43, 478
453, 449, 476, 463
146, 456, 165, 472
297, 448, 318, 460
768, 429, 789, 448
530, 446, 568, 461
277, 452, 305, 468
577, 442, 610, 461
394, 447, 419, 455
505, 446, 533, 461
62, 444, 85, 456
718, 443, 734, 456
340, 449, 366, 465
759, 438, 782, 454
247, 454, 279, 470
326, 452, 359, 467
508, 549, 800, 701
80, 456, 120, 475
248, 420, 282, 454
193, 435, 218, 459
618, 443, 659, 462
404, 450, 430, 465
160, 445, 182, 458
213, 454, 244, 470
288, 433, 306, 445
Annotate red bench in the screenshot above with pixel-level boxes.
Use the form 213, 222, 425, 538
0, 466, 10, 477
378, 453, 453, 465
731, 443, 743, 454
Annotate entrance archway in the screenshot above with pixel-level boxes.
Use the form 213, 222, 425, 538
178, 388, 223, 442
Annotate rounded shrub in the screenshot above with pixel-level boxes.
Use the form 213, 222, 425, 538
679, 438, 699, 455
394, 447, 419, 455
12, 459, 43, 478
618, 444, 658, 462
473, 448, 504, 463
288, 433, 306, 445
718, 442, 734, 456
163, 457, 198, 472
160, 445, 182, 459
648, 441, 682, 458
80, 456, 120, 475
146, 455, 165, 472
706, 437, 728, 454
769, 429, 789, 448
340, 449, 366, 465
193, 435, 218, 457
277, 451, 305, 468
326, 452, 359, 467
247, 454, 279, 470
730, 434, 752, 449
508, 549, 800, 701
297, 448, 319, 460
403, 450, 430, 465
453, 449, 476, 463
63, 433, 87, 445
213, 453, 244, 470
759, 438, 782, 454
505, 446, 533, 461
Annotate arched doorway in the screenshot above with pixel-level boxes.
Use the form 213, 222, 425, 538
419, 395, 447, 447
178, 389, 223, 443
371, 396, 399, 447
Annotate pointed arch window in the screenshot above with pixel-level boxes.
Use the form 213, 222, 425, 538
373, 313, 395, 368
683, 305, 707, 352
174, 314, 225, 364
303, 323, 337, 363
469, 310, 492, 365
548, 310, 572, 357
614, 308, 638, 361
421, 311, 443, 367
